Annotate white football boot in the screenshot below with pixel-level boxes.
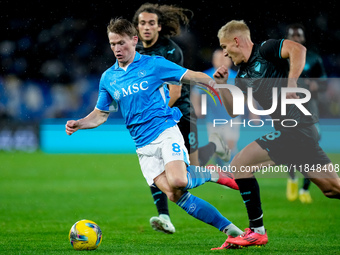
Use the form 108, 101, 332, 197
150, 214, 175, 234
209, 133, 231, 162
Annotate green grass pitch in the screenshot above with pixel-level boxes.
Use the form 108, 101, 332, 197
1, 152, 340, 254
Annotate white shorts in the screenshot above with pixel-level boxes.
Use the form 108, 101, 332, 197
136, 125, 190, 186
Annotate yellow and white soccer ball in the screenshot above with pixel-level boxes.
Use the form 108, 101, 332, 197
69, 219, 102, 250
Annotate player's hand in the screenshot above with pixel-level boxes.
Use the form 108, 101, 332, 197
286, 79, 300, 99
207, 79, 219, 94
65, 120, 79, 135
213, 65, 229, 84
286, 92, 300, 99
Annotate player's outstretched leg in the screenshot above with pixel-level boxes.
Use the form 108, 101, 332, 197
147, 164, 238, 234
149, 184, 175, 234
176, 191, 243, 249
155, 161, 242, 249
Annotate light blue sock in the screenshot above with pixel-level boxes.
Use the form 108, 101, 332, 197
184, 165, 212, 190
176, 191, 231, 231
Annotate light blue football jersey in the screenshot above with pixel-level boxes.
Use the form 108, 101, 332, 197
96, 52, 188, 148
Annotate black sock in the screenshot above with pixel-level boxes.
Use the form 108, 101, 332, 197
198, 142, 216, 166
150, 184, 169, 216
302, 178, 311, 190
235, 178, 263, 228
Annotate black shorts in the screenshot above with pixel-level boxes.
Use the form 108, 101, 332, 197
256, 124, 331, 167
177, 117, 198, 154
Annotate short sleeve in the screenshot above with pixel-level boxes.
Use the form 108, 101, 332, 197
153, 56, 188, 84
259, 39, 285, 61
95, 75, 114, 112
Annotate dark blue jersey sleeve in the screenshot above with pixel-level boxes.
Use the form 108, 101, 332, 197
259, 39, 285, 62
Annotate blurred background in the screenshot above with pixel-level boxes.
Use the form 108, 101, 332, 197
1, 0, 340, 153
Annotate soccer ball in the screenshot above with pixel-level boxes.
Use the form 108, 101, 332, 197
69, 219, 102, 250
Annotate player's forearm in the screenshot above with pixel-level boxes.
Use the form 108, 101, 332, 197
288, 47, 306, 82
282, 40, 306, 86
181, 70, 213, 87
77, 109, 109, 130
183, 70, 237, 116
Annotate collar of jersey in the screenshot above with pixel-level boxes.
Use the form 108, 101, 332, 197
114, 52, 142, 70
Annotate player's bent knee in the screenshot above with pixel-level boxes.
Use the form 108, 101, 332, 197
165, 192, 176, 202
323, 189, 340, 199
317, 178, 340, 199
323, 184, 340, 199
168, 177, 188, 190
165, 190, 184, 203
166, 193, 178, 203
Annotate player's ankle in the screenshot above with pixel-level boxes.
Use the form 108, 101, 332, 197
223, 223, 243, 237
289, 177, 298, 182
251, 226, 265, 235
159, 214, 171, 221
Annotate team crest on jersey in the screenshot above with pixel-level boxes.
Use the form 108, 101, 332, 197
254, 62, 262, 72
113, 89, 121, 101
138, 70, 146, 77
